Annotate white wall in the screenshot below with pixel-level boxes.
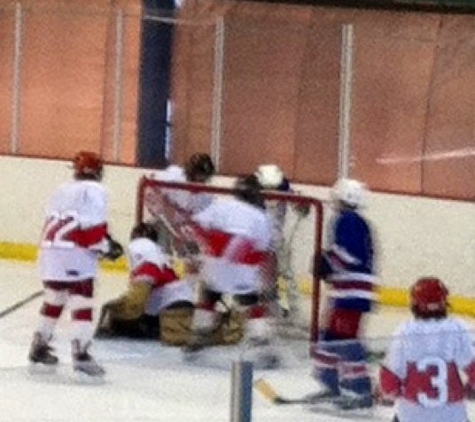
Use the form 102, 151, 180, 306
2, 155, 474, 297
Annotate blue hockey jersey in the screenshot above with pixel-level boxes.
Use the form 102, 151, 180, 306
320, 209, 377, 312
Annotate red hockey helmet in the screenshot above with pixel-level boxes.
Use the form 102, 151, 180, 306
410, 277, 449, 319
72, 151, 103, 181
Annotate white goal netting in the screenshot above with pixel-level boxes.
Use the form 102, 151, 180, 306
136, 176, 325, 342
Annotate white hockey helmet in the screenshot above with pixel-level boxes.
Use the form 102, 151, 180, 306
255, 164, 284, 189
331, 178, 367, 208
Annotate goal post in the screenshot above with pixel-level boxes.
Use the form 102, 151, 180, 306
136, 176, 324, 343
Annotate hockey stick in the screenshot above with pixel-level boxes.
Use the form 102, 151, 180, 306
254, 378, 385, 408
254, 378, 311, 405
0, 290, 43, 319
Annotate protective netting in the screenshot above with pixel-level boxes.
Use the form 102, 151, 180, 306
136, 176, 324, 342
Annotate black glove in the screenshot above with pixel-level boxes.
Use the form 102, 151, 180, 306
313, 253, 331, 279
102, 234, 124, 261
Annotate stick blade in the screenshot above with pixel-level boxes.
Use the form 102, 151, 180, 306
254, 378, 280, 403
253, 378, 306, 405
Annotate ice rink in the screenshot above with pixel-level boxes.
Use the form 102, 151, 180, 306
1, 258, 475, 422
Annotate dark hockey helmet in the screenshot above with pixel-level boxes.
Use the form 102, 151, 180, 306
73, 151, 103, 181
185, 153, 215, 182
410, 277, 449, 319
234, 174, 265, 208
130, 222, 159, 243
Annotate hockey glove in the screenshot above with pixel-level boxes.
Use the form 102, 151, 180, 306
102, 234, 124, 261
313, 254, 332, 279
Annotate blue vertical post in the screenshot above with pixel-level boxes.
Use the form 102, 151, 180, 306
137, 0, 175, 168
230, 360, 253, 422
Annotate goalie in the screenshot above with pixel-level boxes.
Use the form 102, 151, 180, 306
95, 222, 195, 345
95, 222, 244, 347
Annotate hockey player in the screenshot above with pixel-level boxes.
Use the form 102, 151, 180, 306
184, 175, 278, 367
379, 277, 475, 422
254, 164, 307, 325
309, 178, 377, 409
94, 222, 195, 345
29, 151, 123, 376
146, 153, 215, 255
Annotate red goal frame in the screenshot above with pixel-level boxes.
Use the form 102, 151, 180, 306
136, 176, 324, 343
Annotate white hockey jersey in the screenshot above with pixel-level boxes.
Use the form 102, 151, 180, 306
380, 317, 475, 422
192, 198, 273, 294
146, 165, 213, 238
38, 179, 109, 281
127, 237, 193, 314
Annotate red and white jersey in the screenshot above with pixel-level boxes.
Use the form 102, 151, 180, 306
38, 180, 109, 281
192, 198, 273, 294
127, 237, 193, 314
380, 317, 475, 422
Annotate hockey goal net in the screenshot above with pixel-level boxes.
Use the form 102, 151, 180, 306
136, 176, 324, 343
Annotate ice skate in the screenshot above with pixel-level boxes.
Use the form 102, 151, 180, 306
304, 387, 340, 404
335, 392, 373, 411
28, 332, 58, 366
72, 340, 105, 377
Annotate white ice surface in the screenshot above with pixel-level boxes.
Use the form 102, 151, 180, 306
1, 259, 474, 422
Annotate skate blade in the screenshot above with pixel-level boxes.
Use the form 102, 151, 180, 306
27, 362, 58, 375
71, 371, 106, 384
309, 402, 375, 420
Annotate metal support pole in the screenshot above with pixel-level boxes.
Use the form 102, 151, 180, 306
338, 24, 354, 179
211, 16, 225, 172
11, 2, 23, 154
230, 360, 253, 422
112, 8, 125, 161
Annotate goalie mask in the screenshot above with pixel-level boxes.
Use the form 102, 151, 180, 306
73, 151, 103, 181
234, 174, 265, 208
130, 222, 159, 243
410, 277, 449, 319
331, 178, 367, 208
185, 153, 215, 182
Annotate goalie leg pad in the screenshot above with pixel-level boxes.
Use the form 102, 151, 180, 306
211, 309, 245, 345
112, 282, 152, 321
96, 283, 151, 337
159, 306, 194, 346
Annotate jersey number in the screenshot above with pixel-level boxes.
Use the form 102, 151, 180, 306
416, 356, 448, 407
41, 212, 79, 248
